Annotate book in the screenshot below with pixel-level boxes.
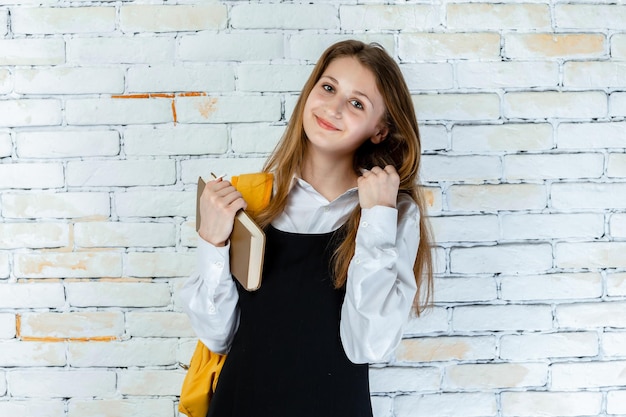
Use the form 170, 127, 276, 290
196, 177, 266, 291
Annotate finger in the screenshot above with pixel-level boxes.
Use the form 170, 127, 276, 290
384, 165, 397, 175
369, 166, 385, 175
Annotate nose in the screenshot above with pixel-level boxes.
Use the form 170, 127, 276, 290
327, 95, 343, 118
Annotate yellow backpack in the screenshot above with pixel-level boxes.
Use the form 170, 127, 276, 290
178, 172, 273, 417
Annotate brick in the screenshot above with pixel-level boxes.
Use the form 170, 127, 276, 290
12, 6, 115, 34
564, 62, 626, 88
403, 306, 449, 335
181, 158, 267, 185
397, 336, 496, 363
555, 4, 626, 30
504, 91, 607, 119
607, 390, 626, 415
66, 282, 171, 308
610, 92, 626, 117
607, 273, 626, 297
124, 125, 228, 156
500, 273, 603, 302
0, 313, 15, 338
557, 122, 626, 149
0, 39, 65, 65
19, 312, 124, 339
67, 399, 173, 417
500, 332, 598, 361
0, 163, 64, 189
608, 153, 626, 178
118, 369, 185, 396
7, 370, 116, 398
340, 5, 439, 31
1, 192, 110, 219
231, 124, 284, 154
401, 63, 454, 91
423, 186, 443, 213
395, 393, 497, 417
75, 221, 175, 248
127, 312, 194, 337
457, 61, 558, 89
14, 252, 122, 279
400, 33, 501, 61
237, 64, 313, 92
501, 391, 602, 416
413, 93, 500, 121
16, 130, 120, 158
0, 68, 11, 94
448, 3, 551, 30
556, 242, 626, 269
430, 215, 498, 243
420, 125, 448, 152
0, 99, 62, 128
0, 283, 64, 308
369, 367, 440, 393
552, 361, 626, 390
114, 190, 194, 218
0, 401, 65, 417
453, 305, 553, 332
0, 223, 69, 249
502, 213, 604, 240
445, 363, 547, 390
68, 339, 177, 367
66, 98, 173, 125
0, 341, 66, 366
557, 301, 626, 329
120, 4, 226, 32
124, 252, 195, 278
452, 123, 553, 152
127, 65, 234, 93
0, 253, 8, 278
14, 67, 124, 94
604, 332, 626, 357
232, 4, 337, 29
505, 33, 606, 59
613, 34, 626, 59
552, 182, 626, 209
0, 9, 5, 35
448, 184, 547, 212
0, 132, 11, 157
371, 397, 392, 417
179, 33, 283, 62
67, 37, 174, 64
505, 153, 604, 180
434, 277, 498, 303
181, 220, 197, 247
175, 96, 281, 124
67, 159, 176, 187
421, 155, 501, 182
287, 34, 394, 61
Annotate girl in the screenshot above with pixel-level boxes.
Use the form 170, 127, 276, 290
180, 40, 433, 417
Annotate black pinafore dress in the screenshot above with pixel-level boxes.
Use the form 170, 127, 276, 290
207, 225, 373, 417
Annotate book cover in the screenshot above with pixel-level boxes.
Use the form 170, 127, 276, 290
196, 177, 265, 291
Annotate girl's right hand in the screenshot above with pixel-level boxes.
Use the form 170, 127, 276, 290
198, 178, 247, 247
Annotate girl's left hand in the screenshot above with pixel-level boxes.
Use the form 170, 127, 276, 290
357, 165, 399, 209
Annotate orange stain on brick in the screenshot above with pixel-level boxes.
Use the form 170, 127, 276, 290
112, 92, 210, 125
424, 189, 435, 207
196, 97, 219, 119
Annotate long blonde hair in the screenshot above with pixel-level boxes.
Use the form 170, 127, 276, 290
255, 40, 433, 314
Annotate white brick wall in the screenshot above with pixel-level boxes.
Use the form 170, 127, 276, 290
0, 1, 624, 416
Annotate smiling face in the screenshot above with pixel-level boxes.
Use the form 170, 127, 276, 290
302, 56, 389, 162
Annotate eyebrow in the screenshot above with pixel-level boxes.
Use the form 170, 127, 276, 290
321, 75, 375, 108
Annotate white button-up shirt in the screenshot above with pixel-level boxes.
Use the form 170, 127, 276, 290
179, 177, 420, 364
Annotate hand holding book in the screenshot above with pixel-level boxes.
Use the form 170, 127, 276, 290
196, 175, 267, 291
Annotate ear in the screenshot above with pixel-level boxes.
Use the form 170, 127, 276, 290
370, 123, 389, 145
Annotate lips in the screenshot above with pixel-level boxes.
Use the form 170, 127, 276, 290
315, 116, 340, 131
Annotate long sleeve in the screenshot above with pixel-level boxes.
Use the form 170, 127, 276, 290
340, 194, 420, 364
178, 238, 240, 354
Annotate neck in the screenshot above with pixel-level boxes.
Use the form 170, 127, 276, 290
300, 151, 358, 202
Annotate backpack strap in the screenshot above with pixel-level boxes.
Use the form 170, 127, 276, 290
231, 172, 274, 215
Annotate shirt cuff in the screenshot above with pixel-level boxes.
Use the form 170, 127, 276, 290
359, 205, 398, 246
